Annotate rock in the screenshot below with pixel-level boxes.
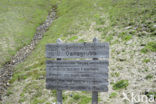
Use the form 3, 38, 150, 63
6, 83, 9, 86
126, 40, 133, 45
125, 26, 132, 29
140, 44, 146, 46
119, 58, 126, 61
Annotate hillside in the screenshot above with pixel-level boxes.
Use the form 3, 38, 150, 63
0, 0, 156, 104
0, 0, 54, 67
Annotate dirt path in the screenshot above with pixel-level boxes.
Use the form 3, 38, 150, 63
0, 6, 57, 101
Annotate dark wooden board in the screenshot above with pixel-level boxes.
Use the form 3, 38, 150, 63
46, 60, 108, 92
46, 84, 108, 92
46, 43, 109, 58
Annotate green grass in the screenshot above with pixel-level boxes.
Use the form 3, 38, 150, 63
71, 94, 91, 104
143, 58, 150, 63
109, 92, 118, 98
68, 35, 78, 41
113, 80, 129, 90
73, 94, 81, 100
99, 0, 155, 39
0, 0, 55, 67
111, 72, 120, 77
146, 92, 156, 99
141, 41, 156, 53
145, 74, 153, 80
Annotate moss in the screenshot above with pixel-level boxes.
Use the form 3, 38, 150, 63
73, 94, 81, 100
79, 39, 85, 42
146, 92, 156, 99
143, 58, 150, 63
6, 90, 13, 96
46, 103, 51, 104
141, 41, 156, 53
20, 93, 25, 97
63, 94, 68, 100
19, 98, 25, 103
146, 42, 156, 52
51, 90, 57, 97
123, 35, 132, 41
109, 92, 117, 98
113, 80, 129, 90
145, 74, 153, 79
68, 36, 78, 41
66, 93, 91, 104
31, 98, 46, 104
9, 72, 24, 84
111, 72, 120, 77
105, 35, 113, 43
78, 96, 91, 104
141, 48, 148, 53
119, 32, 132, 41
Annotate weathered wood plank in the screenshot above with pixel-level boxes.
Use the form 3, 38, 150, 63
46, 84, 108, 92
46, 81, 108, 88
46, 60, 109, 67
46, 60, 108, 91
46, 77, 108, 82
46, 78, 108, 84
46, 82, 108, 87
47, 66, 108, 73
46, 73, 108, 79
46, 42, 109, 58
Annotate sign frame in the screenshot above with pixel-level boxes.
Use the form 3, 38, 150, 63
46, 38, 109, 104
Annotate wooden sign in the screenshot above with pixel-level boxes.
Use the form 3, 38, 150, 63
46, 43, 109, 58
46, 60, 108, 91
46, 38, 109, 104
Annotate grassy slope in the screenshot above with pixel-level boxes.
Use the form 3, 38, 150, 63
2, 0, 156, 104
0, 0, 55, 67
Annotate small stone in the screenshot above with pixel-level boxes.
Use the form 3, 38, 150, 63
125, 26, 132, 29
6, 83, 9, 86
119, 58, 126, 61
126, 40, 132, 45
140, 44, 146, 46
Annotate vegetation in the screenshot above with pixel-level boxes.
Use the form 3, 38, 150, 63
109, 92, 117, 98
71, 94, 91, 104
146, 92, 156, 99
141, 42, 156, 53
0, 0, 55, 67
111, 72, 120, 77
1, 0, 155, 103
113, 80, 129, 90
143, 58, 150, 63
145, 74, 153, 80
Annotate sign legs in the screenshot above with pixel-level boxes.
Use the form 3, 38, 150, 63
57, 90, 62, 104
92, 38, 99, 104
57, 39, 63, 104
92, 91, 98, 104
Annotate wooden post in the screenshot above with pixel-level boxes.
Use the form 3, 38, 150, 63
92, 37, 98, 104
92, 91, 98, 104
57, 39, 62, 104
57, 90, 62, 104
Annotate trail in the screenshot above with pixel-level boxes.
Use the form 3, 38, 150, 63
0, 6, 57, 101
